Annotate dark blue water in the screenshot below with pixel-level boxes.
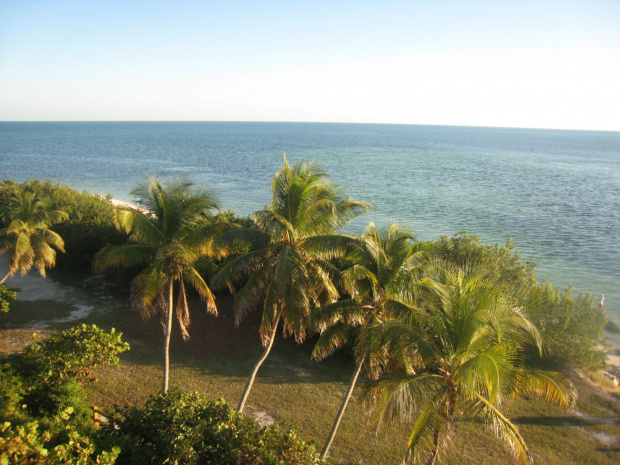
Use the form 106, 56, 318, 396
1, 122, 619, 332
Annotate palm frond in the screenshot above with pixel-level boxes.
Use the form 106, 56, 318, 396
233, 264, 272, 324
404, 398, 450, 465
94, 244, 154, 273
210, 248, 268, 292
311, 299, 363, 332
312, 322, 356, 360
458, 343, 518, 403
302, 234, 358, 260
214, 227, 270, 256
184, 266, 217, 315
131, 260, 167, 318
254, 209, 295, 241
473, 393, 532, 465
115, 207, 163, 246
519, 370, 576, 407
365, 372, 445, 436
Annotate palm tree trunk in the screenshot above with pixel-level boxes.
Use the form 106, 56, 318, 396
426, 393, 455, 465
237, 313, 281, 412
426, 426, 443, 465
162, 279, 174, 394
320, 360, 363, 461
0, 270, 11, 285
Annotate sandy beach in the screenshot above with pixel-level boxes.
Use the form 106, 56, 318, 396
109, 197, 140, 210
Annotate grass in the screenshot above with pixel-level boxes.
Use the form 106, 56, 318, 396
2, 270, 620, 464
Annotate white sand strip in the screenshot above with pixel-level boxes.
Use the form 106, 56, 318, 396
108, 198, 140, 209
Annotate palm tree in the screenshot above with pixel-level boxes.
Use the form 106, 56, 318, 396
312, 222, 442, 460
94, 177, 226, 394
0, 191, 68, 284
212, 155, 370, 412
365, 263, 575, 465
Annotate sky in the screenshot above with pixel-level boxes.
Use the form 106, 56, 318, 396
1, 0, 619, 130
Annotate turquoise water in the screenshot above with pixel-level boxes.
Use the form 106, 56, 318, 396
1, 122, 619, 334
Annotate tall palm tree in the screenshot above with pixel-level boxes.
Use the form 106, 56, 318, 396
0, 191, 68, 284
212, 155, 370, 412
365, 263, 575, 465
312, 222, 442, 460
94, 177, 225, 394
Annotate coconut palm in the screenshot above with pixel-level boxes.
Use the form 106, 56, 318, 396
212, 155, 370, 412
0, 191, 68, 284
94, 177, 226, 394
312, 222, 442, 460
365, 263, 575, 465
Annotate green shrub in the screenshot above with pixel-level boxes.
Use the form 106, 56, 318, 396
0, 368, 23, 420
2, 324, 130, 419
0, 285, 17, 313
0, 409, 119, 465
99, 389, 345, 465
24, 380, 93, 423
426, 231, 538, 289
526, 282, 607, 370
12, 324, 130, 386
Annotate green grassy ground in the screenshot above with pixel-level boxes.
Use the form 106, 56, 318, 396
1, 271, 619, 464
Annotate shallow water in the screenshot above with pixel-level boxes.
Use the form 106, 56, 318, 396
1, 122, 619, 328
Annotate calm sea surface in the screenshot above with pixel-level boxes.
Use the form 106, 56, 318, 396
1, 122, 619, 335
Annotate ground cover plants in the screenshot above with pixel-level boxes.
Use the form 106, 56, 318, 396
1, 162, 618, 464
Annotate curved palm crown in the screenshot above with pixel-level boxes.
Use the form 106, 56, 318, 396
366, 263, 575, 465
312, 222, 441, 459
314, 222, 440, 373
0, 191, 68, 284
212, 155, 370, 411
94, 177, 223, 393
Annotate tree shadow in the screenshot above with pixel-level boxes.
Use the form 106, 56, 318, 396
512, 416, 620, 427
595, 447, 620, 453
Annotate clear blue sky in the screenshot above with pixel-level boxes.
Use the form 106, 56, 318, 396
1, 0, 619, 130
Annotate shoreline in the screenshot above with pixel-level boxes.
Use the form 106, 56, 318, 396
108, 197, 140, 210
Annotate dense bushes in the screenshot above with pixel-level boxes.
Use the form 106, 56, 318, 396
426, 231, 538, 289
0, 179, 127, 272
0, 409, 120, 465
1, 324, 130, 420
98, 389, 349, 465
428, 232, 608, 370
0, 324, 129, 464
527, 282, 607, 369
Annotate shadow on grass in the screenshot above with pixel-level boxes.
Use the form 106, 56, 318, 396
512, 416, 620, 427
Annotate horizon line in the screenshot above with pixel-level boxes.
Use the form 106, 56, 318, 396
0, 120, 619, 133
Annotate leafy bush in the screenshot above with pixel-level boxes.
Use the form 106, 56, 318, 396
214, 209, 255, 229
426, 231, 538, 289
0, 285, 17, 313
98, 389, 348, 465
0, 178, 127, 272
17, 324, 129, 386
2, 324, 130, 419
0, 408, 119, 465
526, 282, 607, 370
0, 369, 23, 420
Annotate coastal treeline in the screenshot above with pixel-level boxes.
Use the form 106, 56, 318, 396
0, 159, 610, 464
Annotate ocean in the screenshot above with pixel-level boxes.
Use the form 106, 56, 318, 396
1, 121, 619, 337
